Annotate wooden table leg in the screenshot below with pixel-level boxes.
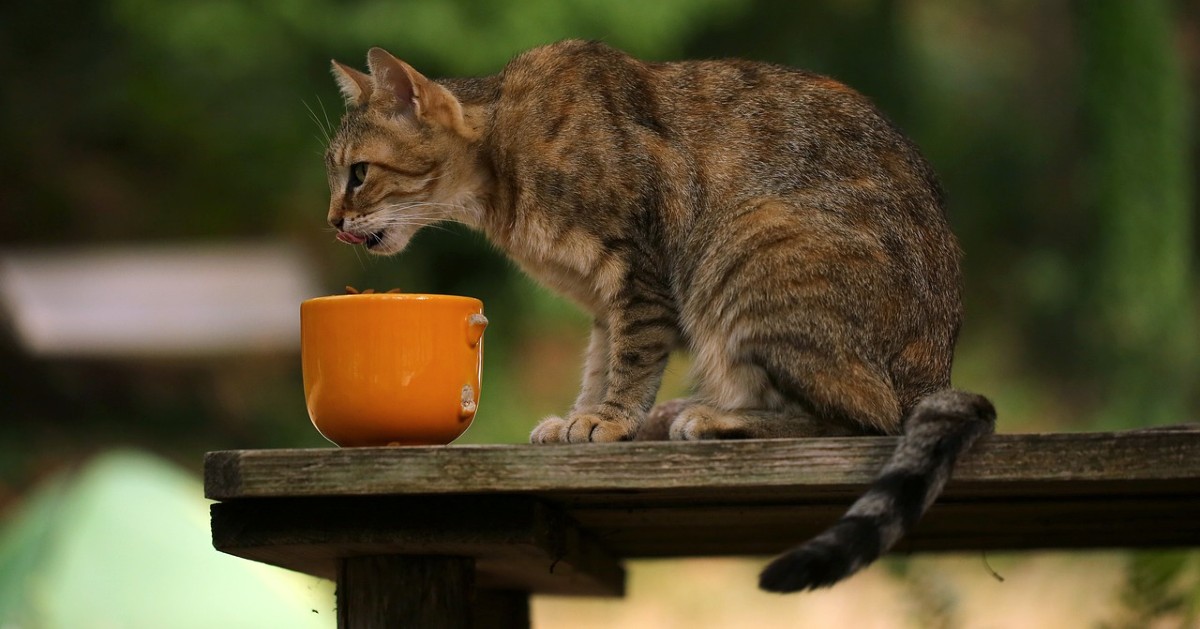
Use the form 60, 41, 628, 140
337, 555, 474, 629
472, 590, 530, 629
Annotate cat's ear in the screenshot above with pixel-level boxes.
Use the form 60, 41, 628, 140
366, 48, 418, 112
366, 47, 479, 140
330, 60, 372, 107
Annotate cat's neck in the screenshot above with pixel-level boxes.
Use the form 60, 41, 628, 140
429, 76, 500, 232
437, 76, 499, 138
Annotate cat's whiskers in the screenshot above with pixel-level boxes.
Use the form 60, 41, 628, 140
384, 200, 480, 227
302, 99, 332, 148
375, 205, 449, 224
316, 96, 335, 140
373, 209, 445, 225
375, 213, 453, 235
351, 209, 437, 232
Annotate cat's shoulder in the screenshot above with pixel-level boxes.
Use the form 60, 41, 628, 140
500, 40, 638, 81
509, 39, 630, 64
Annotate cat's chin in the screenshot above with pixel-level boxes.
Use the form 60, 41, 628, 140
363, 229, 413, 256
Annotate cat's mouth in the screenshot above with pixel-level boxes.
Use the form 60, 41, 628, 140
364, 231, 386, 249
335, 230, 386, 249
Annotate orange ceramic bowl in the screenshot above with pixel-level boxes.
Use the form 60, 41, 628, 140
301, 293, 486, 446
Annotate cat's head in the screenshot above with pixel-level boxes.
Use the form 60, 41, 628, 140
325, 48, 486, 254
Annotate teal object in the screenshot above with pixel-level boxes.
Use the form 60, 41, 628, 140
0, 451, 333, 629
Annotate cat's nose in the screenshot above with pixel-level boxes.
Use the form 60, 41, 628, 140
330, 217, 344, 230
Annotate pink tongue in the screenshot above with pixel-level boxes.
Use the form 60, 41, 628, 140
336, 231, 367, 245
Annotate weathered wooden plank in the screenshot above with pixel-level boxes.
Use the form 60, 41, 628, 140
205, 428, 1200, 596
570, 493, 1200, 556
209, 496, 624, 597
205, 429, 1200, 501
212, 490, 1199, 567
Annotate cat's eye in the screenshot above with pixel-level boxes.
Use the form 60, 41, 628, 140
348, 162, 368, 189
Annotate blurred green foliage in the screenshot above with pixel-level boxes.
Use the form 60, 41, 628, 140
1077, 0, 1196, 429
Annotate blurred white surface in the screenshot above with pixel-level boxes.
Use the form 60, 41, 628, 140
0, 242, 320, 357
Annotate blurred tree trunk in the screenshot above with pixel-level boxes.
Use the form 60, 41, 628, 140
1075, 0, 1196, 428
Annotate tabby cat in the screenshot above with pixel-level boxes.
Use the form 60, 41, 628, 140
324, 41, 996, 592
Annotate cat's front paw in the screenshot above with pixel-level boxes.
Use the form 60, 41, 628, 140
530, 413, 635, 444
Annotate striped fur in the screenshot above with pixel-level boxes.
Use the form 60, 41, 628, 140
326, 41, 996, 591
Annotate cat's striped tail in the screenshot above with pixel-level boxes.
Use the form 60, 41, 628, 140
758, 389, 996, 592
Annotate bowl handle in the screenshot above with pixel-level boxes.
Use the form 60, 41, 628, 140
466, 313, 488, 348
459, 384, 478, 420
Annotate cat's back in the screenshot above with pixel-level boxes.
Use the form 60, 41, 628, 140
491, 41, 937, 202
496, 39, 863, 118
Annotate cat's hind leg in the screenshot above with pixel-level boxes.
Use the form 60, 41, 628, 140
668, 405, 866, 440
675, 307, 893, 440
667, 352, 899, 440
634, 398, 692, 441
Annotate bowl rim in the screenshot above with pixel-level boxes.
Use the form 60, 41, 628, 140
302, 293, 482, 307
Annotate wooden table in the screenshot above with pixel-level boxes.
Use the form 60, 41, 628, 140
205, 428, 1200, 628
